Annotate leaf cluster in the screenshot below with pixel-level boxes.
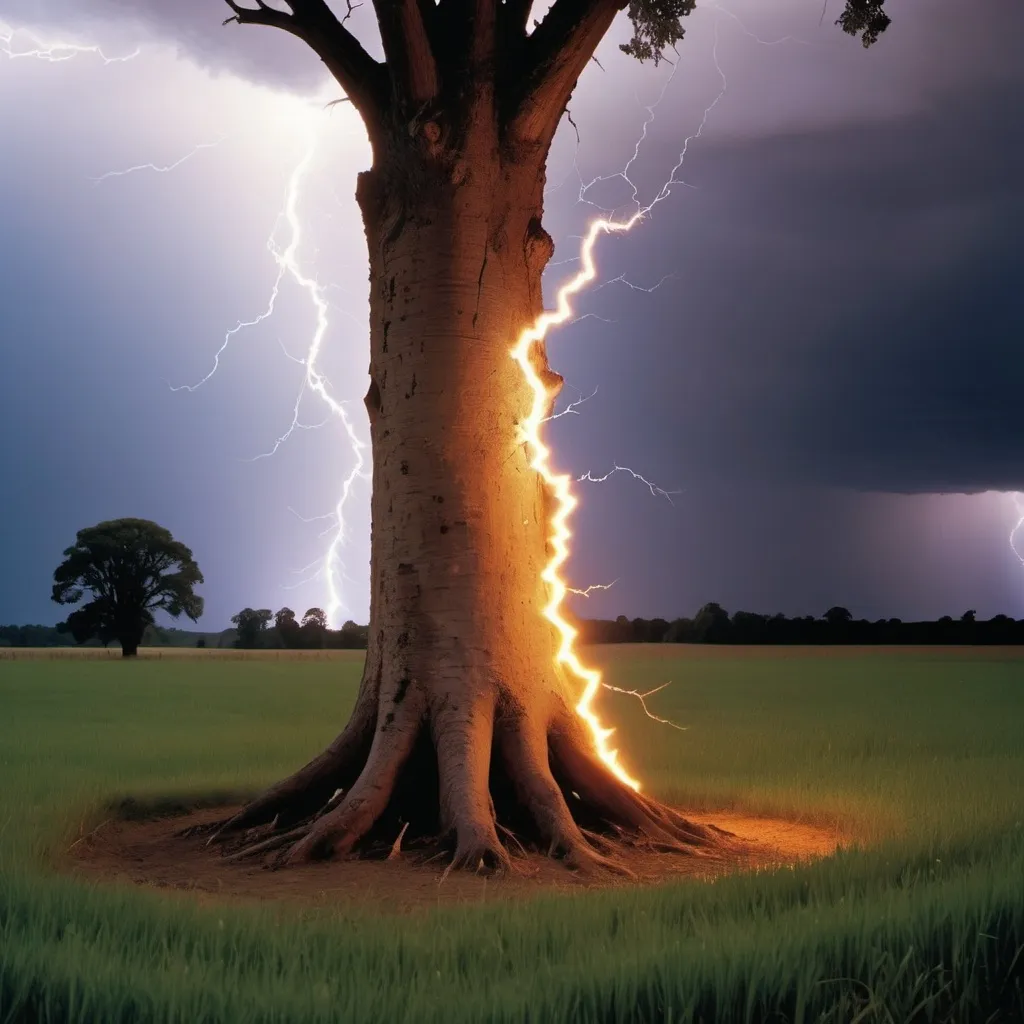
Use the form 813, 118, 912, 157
623, 0, 890, 64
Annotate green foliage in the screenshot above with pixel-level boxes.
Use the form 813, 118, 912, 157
691, 600, 731, 642
835, 0, 892, 47
823, 605, 853, 626
1, 648, 1022, 1022
300, 607, 328, 649
301, 608, 328, 631
230, 607, 273, 649
50, 518, 203, 656
621, 0, 696, 65
275, 606, 301, 648
622, 0, 890, 64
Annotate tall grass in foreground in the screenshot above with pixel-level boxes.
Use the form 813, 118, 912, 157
1, 646, 1022, 1022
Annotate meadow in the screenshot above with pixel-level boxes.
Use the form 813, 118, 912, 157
1, 645, 1022, 1022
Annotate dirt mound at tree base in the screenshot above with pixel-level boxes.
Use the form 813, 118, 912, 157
64, 806, 843, 912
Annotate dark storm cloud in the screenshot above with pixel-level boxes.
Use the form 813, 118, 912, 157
554, 68, 1024, 496
0, 0, 357, 90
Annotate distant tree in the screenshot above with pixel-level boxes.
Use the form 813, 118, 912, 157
275, 607, 302, 649
231, 608, 273, 649
648, 617, 670, 643
731, 611, 767, 644
664, 617, 694, 643
823, 606, 853, 626
302, 607, 329, 630
51, 518, 203, 658
961, 609, 977, 623
692, 602, 731, 644
196, 635, 207, 649
300, 607, 329, 649
322, 618, 370, 650
4, 623, 72, 648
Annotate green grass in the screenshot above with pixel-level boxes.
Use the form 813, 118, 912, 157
2, 645, 1023, 1022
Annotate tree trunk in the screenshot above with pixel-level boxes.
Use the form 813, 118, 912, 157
215, 128, 727, 872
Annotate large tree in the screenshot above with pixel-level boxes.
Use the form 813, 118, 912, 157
52, 519, 204, 657
214, 0, 890, 870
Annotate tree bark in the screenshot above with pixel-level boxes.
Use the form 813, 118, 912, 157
214, 121, 727, 872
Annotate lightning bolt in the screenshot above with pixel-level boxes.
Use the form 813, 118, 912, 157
1010, 493, 1024, 569
91, 138, 227, 184
171, 136, 368, 626
512, 15, 730, 792
566, 580, 618, 598
526, 8, 815, 772
578, 466, 680, 504
600, 681, 687, 732
78, 58, 366, 626
0, 22, 139, 63
542, 384, 599, 423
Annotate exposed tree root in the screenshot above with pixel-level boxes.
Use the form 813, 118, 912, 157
210, 681, 738, 876
223, 824, 312, 864
208, 662, 380, 846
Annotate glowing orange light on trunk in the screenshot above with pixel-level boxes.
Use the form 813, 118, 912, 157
511, 213, 646, 792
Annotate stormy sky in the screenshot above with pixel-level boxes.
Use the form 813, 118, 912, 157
1, 0, 1022, 629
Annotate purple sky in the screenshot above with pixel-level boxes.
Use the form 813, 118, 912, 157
1, 0, 1022, 629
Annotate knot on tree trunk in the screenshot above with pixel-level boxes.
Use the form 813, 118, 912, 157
525, 217, 555, 273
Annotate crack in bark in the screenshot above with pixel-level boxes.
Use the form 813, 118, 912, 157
472, 242, 490, 329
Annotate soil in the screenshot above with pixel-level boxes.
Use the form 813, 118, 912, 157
64, 805, 844, 913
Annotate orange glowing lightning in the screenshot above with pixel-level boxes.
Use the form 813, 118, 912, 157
512, 16, 728, 791
512, 216, 651, 792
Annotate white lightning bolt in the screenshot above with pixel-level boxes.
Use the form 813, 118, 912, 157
542, 385, 599, 423
173, 137, 367, 625
566, 579, 618, 598
526, 4, 820, 750
1010, 493, 1024, 569
592, 271, 677, 294
578, 466, 680, 504
0, 22, 139, 63
511, 16, 735, 786
91, 137, 227, 184
539, 19, 727, 526
3, 18, 368, 625
550, 6, 807, 560
600, 681, 688, 731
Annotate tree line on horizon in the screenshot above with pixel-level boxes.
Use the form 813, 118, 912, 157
10, 515, 1022, 653
8, 603, 1024, 650
577, 603, 1024, 646
227, 607, 368, 650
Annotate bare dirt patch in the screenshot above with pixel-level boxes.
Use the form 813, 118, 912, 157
65, 805, 842, 913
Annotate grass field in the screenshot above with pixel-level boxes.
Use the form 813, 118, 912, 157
1, 645, 1023, 1022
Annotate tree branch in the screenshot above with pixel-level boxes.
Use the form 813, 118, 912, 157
507, 0, 622, 147
222, 1, 388, 128
470, 0, 496, 67
373, 0, 440, 107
